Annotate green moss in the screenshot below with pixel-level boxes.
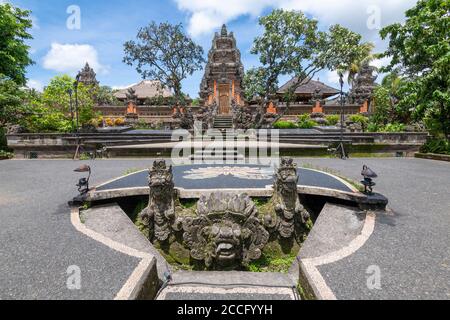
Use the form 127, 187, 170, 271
179, 198, 197, 210
79, 212, 86, 224
130, 200, 148, 223
350, 152, 394, 158
247, 252, 297, 273
297, 282, 316, 300
253, 197, 269, 208
154, 236, 205, 271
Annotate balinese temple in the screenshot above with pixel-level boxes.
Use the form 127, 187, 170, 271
78, 62, 99, 87
90, 25, 372, 127
277, 77, 340, 103
113, 80, 173, 105
199, 24, 245, 114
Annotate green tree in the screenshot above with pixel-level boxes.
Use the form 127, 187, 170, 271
95, 85, 120, 106
41, 74, 96, 124
123, 22, 205, 106
380, 0, 450, 139
21, 75, 98, 132
244, 9, 371, 127
372, 72, 413, 125
0, 76, 27, 127
342, 42, 380, 86
0, 3, 34, 85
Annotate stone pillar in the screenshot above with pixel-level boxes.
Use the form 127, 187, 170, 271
232, 80, 235, 98
360, 100, 368, 113
267, 101, 277, 114
312, 100, 323, 113
127, 101, 137, 114
125, 102, 138, 124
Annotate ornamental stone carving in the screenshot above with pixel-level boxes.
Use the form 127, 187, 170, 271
139, 160, 176, 242
181, 193, 269, 269
266, 158, 310, 238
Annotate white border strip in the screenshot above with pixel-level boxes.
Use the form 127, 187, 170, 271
301, 212, 376, 300
157, 285, 296, 300
302, 168, 359, 193
70, 208, 155, 300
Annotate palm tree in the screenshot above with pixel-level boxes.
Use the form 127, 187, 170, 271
345, 42, 379, 86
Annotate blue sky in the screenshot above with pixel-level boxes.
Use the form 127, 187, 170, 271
4, 0, 416, 97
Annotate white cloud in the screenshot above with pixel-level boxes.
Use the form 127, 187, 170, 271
370, 56, 391, 70
111, 83, 137, 90
30, 15, 40, 30
326, 70, 342, 85
27, 79, 44, 92
176, 0, 274, 37
42, 43, 109, 75
176, 0, 416, 44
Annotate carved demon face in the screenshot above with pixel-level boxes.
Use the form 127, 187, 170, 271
149, 161, 174, 200
182, 193, 269, 269
208, 219, 247, 266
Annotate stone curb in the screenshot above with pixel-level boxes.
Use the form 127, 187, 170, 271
295, 212, 376, 300
415, 152, 450, 162
70, 208, 159, 300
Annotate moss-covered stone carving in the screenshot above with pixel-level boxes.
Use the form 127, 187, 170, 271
181, 193, 269, 269
138, 159, 312, 271
264, 158, 311, 238
139, 160, 176, 242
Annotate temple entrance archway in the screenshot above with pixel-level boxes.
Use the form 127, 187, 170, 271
218, 83, 230, 115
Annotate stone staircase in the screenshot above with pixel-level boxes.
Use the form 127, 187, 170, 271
189, 148, 245, 162
213, 115, 233, 129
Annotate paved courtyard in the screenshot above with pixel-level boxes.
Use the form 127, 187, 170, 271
0, 158, 449, 300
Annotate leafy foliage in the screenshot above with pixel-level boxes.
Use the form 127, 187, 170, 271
380, 0, 450, 139
342, 42, 379, 86
297, 114, 317, 129
273, 120, 297, 129
349, 114, 369, 132
21, 75, 98, 133
95, 86, 120, 106
367, 122, 406, 133
420, 138, 450, 155
0, 149, 14, 159
325, 115, 340, 126
124, 22, 205, 103
0, 75, 28, 127
0, 3, 34, 85
244, 9, 371, 127
372, 73, 414, 125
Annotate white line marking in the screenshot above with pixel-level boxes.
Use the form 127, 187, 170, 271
301, 212, 376, 300
70, 208, 155, 300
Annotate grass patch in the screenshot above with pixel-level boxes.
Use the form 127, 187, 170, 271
247, 253, 296, 273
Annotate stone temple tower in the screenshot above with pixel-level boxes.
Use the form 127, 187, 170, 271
199, 24, 245, 115
78, 62, 99, 87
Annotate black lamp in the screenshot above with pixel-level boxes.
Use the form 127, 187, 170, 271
361, 165, 377, 195
74, 164, 91, 195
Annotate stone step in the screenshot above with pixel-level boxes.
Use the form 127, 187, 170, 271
157, 271, 298, 300
193, 150, 241, 155
189, 155, 245, 161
